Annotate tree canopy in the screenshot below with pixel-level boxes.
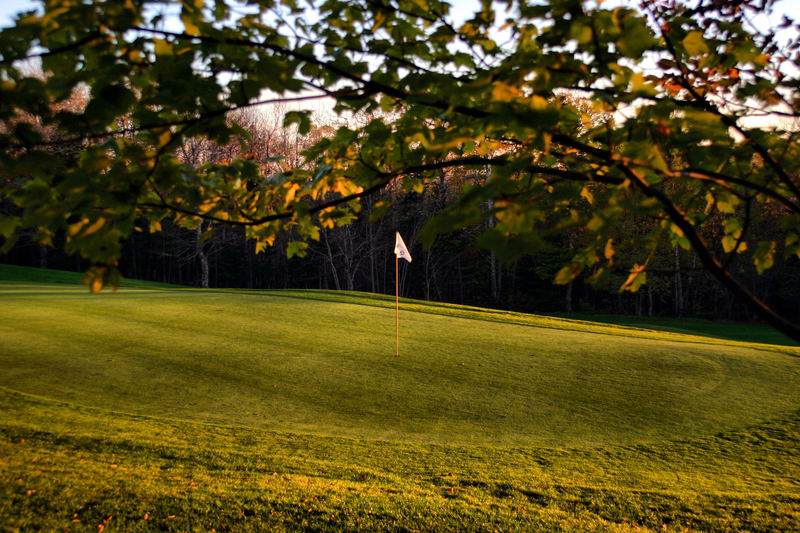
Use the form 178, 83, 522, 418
1, 0, 800, 340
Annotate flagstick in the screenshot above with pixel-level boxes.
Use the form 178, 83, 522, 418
395, 254, 399, 357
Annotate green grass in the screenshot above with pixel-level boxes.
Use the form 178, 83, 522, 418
0, 263, 177, 288
556, 312, 800, 347
1, 265, 799, 531
3, 388, 799, 532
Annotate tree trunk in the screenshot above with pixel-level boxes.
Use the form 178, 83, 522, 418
367, 217, 377, 293
128, 234, 138, 280
673, 245, 683, 316
343, 227, 356, 291
458, 261, 464, 304
485, 163, 501, 305
565, 230, 574, 313
245, 238, 253, 289
323, 229, 341, 291
39, 245, 48, 269
196, 225, 210, 289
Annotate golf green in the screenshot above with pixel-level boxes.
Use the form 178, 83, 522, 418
2, 282, 798, 447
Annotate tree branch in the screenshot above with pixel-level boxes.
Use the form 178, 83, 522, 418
0, 30, 103, 65
649, 9, 800, 202
619, 162, 800, 342
7, 92, 336, 151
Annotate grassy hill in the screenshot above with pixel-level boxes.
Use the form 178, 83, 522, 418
0, 263, 178, 288
1, 265, 799, 531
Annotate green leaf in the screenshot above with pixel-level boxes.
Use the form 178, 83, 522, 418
716, 193, 739, 215
368, 200, 391, 223
615, 12, 655, 58
0, 234, 20, 255
198, 226, 215, 244
682, 31, 709, 56
753, 241, 776, 274
284, 111, 312, 135
286, 241, 308, 258
721, 218, 745, 253
785, 233, 800, 260
0, 215, 20, 239
570, 22, 593, 46
668, 224, 691, 251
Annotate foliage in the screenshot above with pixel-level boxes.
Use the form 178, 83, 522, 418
1, 0, 799, 338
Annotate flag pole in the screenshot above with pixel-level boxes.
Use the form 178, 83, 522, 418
393, 231, 411, 357
395, 254, 399, 357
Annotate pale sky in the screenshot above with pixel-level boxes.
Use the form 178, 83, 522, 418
1, 0, 36, 27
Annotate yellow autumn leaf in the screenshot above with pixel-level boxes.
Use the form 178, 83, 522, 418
554, 265, 580, 285
604, 238, 615, 261
89, 274, 104, 293
372, 11, 386, 32
529, 95, 548, 109
492, 82, 520, 102
157, 129, 172, 147
181, 13, 200, 36
154, 39, 172, 56
68, 218, 88, 236
284, 183, 300, 206
621, 263, 647, 292
82, 217, 106, 236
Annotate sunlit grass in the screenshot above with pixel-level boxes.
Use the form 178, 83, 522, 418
2, 385, 799, 532
2, 282, 798, 446
1, 267, 799, 531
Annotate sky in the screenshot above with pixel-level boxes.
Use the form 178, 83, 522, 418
1, 0, 36, 27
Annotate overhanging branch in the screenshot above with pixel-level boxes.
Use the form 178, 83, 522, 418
618, 162, 800, 342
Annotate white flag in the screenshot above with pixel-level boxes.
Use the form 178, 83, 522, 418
394, 232, 412, 262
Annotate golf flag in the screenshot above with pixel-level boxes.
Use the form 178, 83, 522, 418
394, 232, 412, 263
393, 232, 411, 356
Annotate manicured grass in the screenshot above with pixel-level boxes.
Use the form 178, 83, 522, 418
2, 387, 799, 532
558, 312, 800, 347
1, 269, 799, 531
2, 283, 799, 446
0, 263, 177, 288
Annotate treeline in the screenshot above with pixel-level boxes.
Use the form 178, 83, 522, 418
3, 104, 799, 321
5, 179, 799, 321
